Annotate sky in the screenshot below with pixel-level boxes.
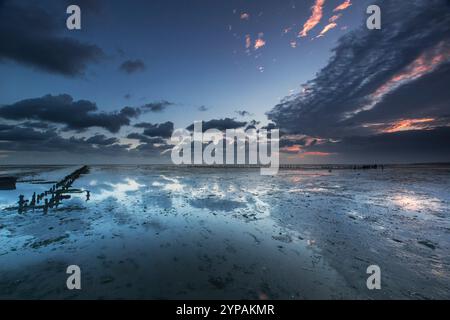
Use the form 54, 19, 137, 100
0, 0, 449, 164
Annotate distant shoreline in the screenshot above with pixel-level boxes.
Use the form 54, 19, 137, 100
1, 163, 449, 169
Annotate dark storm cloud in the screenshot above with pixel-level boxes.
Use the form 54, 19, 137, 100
267, 0, 450, 138
0, 94, 139, 133
0, 124, 172, 160
0, 124, 13, 131
308, 127, 450, 162
0, 1, 104, 76
141, 100, 174, 112
0, 125, 135, 157
279, 136, 318, 148
186, 118, 247, 132
18, 121, 52, 130
119, 59, 146, 74
134, 121, 174, 138
134, 141, 172, 154
119, 106, 141, 118
245, 120, 260, 130
126, 133, 166, 144
0, 126, 56, 142
85, 134, 119, 145
349, 64, 450, 126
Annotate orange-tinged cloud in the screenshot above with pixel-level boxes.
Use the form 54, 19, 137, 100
281, 144, 332, 157
334, 0, 352, 12
346, 42, 450, 118
299, 0, 325, 37
282, 145, 302, 153
372, 45, 448, 107
316, 22, 337, 38
382, 118, 435, 133
302, 151, 332, 157
254, 38, 266, 50
288, 151, 333, 158
315, 14, 341, 38
329, 14, 341, 23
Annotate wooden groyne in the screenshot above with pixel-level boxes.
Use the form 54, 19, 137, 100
12, 166, 90, 214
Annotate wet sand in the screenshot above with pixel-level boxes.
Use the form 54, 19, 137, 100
0, 165, 449, 299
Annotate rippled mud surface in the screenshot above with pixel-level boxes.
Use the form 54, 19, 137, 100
0, 165, 449, 299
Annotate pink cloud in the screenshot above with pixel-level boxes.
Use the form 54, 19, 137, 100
346, 42, 450, 118
334, 0, 352, 12
299, 0, 325, 37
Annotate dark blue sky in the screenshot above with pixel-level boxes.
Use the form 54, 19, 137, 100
1, 0, 449, 164
1, 0, 367, 123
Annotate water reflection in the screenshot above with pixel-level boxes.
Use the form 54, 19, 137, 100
152, 175, 184, 192
390, 193, 443, 213
95, 178, 145, 202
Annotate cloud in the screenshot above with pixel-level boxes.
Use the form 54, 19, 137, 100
18, 121, 52, 129
345, 42, 450, 119
235, 110, 252, 117
119, 59, 146, 74
316, 22, 337, 38
85, 134, 119, 145
0, 94, 140, 133
254, 34, 266, 50
240, 13, 250, 20
315, 14, 342, 38
245, 120, 260, 130
134, 121, 174, 138
126, 132, 166, 144
299, 0, 325, 37
334, 0, 352, 12
0, 124, 173, 162
308, 127, 450, 162
186, 118, 247, 132
0, 125, 57, 142
268, 0, 450, 161
141, 100, 173, 112
120, 106, 142, 118
0, 1, 104, 76
269, 0, 450, 137
0, 126, 125, 153
245, 35, 252, 49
